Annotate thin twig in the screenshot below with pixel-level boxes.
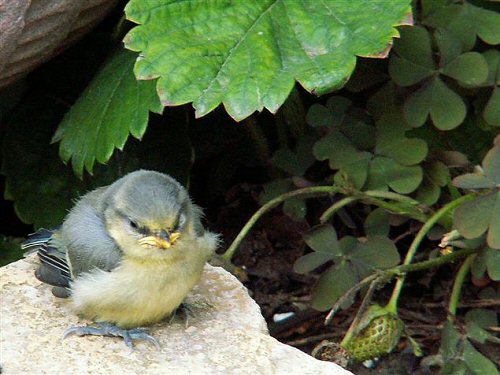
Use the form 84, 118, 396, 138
340, 278, 381, 346
324, 248, 477, 326
222, 185, 339, 261
385, 194, 476, 314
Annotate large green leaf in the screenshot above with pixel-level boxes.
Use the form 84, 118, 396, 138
52, 49, 162, 177
124, 0, 411, 121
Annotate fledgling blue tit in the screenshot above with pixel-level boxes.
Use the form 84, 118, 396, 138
22, 170, 219, 349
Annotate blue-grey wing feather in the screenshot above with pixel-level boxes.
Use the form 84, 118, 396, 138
60, 188, 123, 278
22, 187, 123, 292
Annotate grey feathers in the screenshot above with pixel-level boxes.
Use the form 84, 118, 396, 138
61, 188, 123, 278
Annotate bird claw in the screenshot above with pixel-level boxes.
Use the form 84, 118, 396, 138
169, 303, 195, 327
63, 322, 160, 350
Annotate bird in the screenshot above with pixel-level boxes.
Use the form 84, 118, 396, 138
22, 170, 219, 349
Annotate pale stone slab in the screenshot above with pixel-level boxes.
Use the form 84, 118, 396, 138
0, 255, 352, 375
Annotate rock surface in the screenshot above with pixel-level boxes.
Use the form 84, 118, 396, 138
0, 255, 352, 375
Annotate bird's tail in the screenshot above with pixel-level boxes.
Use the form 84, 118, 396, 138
22, 229, 72, 297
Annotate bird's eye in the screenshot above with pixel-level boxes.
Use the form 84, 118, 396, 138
129, 219, 138, 230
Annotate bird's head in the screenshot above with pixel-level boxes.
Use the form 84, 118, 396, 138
103, 171, 194, 258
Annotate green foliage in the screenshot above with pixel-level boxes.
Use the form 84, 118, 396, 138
2, 94, 88, 228
52, 49, 163, 177
311, 101, 427, 193
124, 0, 411, 120
1, 92, 192, 228
434, 321, 499, 375
453, 142, 500, 249
0, 236, 24, 267
390, 26, 490, 130
0, 0, 499, 369
294, 224, 400, 310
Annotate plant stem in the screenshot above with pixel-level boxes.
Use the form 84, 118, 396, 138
320, 195, 360, 223
363, 190, 422, 205
320, 190, 429, 225
222, 185, 339, 261
448, 254, 476, 319
340, 278, 380, 347
385, 194, 476, 314
324, 248, 476, 325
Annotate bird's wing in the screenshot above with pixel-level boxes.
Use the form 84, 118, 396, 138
61, 190, 123, 278
22, 228, 71, 288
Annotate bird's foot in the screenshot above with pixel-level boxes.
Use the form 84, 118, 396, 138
63, 322, 160, 350
169, 303, 194, 327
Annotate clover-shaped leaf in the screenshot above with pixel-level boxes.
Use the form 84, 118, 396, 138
353, 235, 400, 271
440, 52, 488, 87
481, 50, 500, 127
438, 321, 498, 375
453, 192, 500, 249
294, 224, 341, 274
416, 161, 450, 205
404, 76, 466, 130
364, 208, 390, 238
424, 2, 500, 51
313, 131, 372, 189
311, 260, 359, 311
296, 227, 400, 310
472, 247, 500, 281
434, 28, 462, 66
375, 113, 428, 166
272, 136, 316, 177
311, 235, 400, 310
306, 96, 353, 128
453, 142, 500, 189
389, 26, 435, 87
364, 156, 423, 194
52, 50, 162, 177
312, 110, 425, 193
465, 309, 500, 344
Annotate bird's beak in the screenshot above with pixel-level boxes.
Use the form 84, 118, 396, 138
138, 231, 181, 249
